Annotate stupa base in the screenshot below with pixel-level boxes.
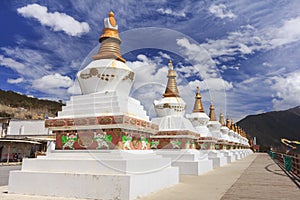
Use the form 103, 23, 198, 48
8, 150, 179, 200
156, 149, 213, 175
221, 150, 236, 163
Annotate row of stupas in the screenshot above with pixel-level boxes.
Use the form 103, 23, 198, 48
8, 11, 252, 200
152, 59, 249, 151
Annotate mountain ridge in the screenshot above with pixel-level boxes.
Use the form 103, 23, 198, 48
238, 106, 300, 149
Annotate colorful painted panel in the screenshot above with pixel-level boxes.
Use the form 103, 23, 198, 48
55, 129, 151, 150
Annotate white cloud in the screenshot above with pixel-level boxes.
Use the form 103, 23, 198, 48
262, 62, 272, 67
220, 65, 239, 71
209, 4, 236, 19
67, 80, 82, 95
176, 37, 218, 79
189, 78, 233, 92
201, 25, 266, 58
7, 77, 24, 84
1, 47, 52, 78
270, 71, 300, 110
17, 4, 90, 37
0, 55, 25, 71
268, 17, 300, 47
127, 54, 168, 91
158, 51, 171, 60
157, 8, 186, 17
32, 73, 73, 91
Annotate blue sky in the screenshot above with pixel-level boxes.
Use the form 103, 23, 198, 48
1, 0, 300, 121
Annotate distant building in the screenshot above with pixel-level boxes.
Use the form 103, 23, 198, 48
0, 118, 54, 163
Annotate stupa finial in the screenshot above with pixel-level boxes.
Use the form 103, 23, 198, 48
230, 120, 235, 130
226, 117, 230, 128
163, 59, 180, 97
209, 103, 217, 121
93, 11, 126, 63
168, 60, 173, 70
219, 111, 225, 126
192, 86, 204, 113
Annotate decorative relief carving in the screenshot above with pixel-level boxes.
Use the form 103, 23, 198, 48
80, 67, 115, 81
122, 71, 134, 81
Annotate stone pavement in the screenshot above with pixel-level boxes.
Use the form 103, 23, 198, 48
0, 153, 298, 200
140, 153, 257, 200
221, 153, 300, 200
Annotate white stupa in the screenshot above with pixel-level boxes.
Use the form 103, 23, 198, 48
202, 103, 227, 168
152, 60, 195, 134
228, 121, 242, 160
219, 113, 236, 163
151, 60, 199, 148
151, 61, 213, 175
186, 87, 210, 137
8, 12, 179, 200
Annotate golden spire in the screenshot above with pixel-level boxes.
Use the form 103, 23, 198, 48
192, 86, 204, 113
230, 121, 235, 130
226, 117, 230, 128
219, 111, 225, 126
209, 103, 217, 121
239, 127, 243, 135
93, 11, 126, 63
163, 60, 180, 97
237, 126, 240, 134
235, 124, 238, 133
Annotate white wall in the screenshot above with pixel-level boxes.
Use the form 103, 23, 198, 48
7, 120, 49, 135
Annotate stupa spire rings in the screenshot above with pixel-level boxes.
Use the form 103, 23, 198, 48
219, 111, 225, 126
226, 117, 231, 128
93, 11, 125, 63
163, 59, 180, 97
192, 86, 204, 113
230, 120, 235, 130
209, 103, 217, 121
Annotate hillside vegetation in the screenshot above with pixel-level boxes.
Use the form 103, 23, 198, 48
0, 89, 62, 119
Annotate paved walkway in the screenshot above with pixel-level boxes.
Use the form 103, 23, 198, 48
221, 154, 300, 200
0, 153, 298, 200
141, 153, 257, 200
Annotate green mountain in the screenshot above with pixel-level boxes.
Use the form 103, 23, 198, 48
0, 89, 62, 119
238, 106, 300, 149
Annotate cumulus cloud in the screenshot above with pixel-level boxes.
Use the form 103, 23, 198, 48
157, 8, 186, 17
268, 17, 300, 47
270, 71, 300, 110
32, 73, 73, 90
17, 4, 90, 37
7, 77, 24, 84
176, 37, 218, 79
67, 80, 82, 95
0, 55, 25, 71
209, 4, 236, 19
